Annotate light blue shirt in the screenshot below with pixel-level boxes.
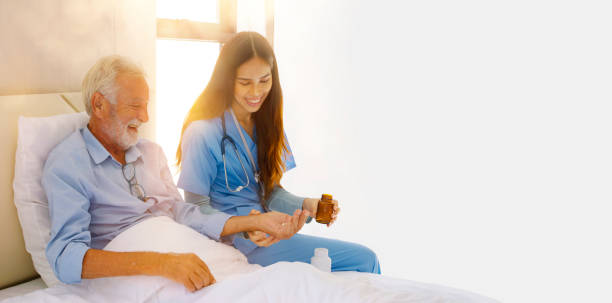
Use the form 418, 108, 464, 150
177, 110, 299, 254
42, 127, 231, 284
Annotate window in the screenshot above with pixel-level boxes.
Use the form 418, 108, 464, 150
155, 40, 219, 172
157, 0, 237, 42
157, 0, 219, 23
156, 0, 274, 177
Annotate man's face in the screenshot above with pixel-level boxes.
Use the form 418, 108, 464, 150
101, 74, 149, 150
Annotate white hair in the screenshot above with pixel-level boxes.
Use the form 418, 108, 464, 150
81, 55, 146, 115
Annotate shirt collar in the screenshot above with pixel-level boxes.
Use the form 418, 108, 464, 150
125, 143, 143, 163
224, 109, 257, 144
82, 126, 142, 165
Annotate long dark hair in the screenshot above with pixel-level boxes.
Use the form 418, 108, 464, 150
176, 31, 287, 203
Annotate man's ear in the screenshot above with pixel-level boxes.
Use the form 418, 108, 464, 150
91, 92, 106, 117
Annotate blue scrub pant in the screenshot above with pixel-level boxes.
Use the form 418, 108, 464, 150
242, 234, 381, 274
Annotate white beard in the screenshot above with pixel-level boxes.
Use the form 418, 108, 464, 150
104, 111, 140, 150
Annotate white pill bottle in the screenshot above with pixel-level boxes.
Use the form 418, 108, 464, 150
310, 248, 332, 272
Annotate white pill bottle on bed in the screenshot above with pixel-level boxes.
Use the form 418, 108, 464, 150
310, 248, 332, 272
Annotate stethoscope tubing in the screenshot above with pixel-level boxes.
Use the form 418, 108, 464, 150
220, 112, 257, 192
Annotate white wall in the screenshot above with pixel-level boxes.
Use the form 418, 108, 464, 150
275, 1, 612, 302
0, 0, 157, 139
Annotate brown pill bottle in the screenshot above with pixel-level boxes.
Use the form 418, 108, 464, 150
315, 194, 334, 224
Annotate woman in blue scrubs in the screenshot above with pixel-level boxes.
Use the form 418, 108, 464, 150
176, 32, 380, 273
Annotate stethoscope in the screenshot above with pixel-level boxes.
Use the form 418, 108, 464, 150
220, 109, 260, 192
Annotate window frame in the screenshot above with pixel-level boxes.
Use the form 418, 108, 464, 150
156, 0, 275, 45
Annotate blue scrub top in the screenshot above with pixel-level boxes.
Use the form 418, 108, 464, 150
177, 110, 296, 218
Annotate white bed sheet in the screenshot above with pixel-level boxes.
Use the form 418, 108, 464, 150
0, 278, 46, 301
1, 217, 499, 303
1, 267, 497, 303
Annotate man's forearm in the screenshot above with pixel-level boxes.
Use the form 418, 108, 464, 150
81, 249, 163, 279
82, 248, 216, 291
221, 211, 306, 240
220, 215, 258, 237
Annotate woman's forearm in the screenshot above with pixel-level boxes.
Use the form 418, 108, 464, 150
266, 186, 313, 223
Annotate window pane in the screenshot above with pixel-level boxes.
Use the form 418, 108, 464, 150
157, 0, 218, 23
237, 0, 266, 35
156, 39, 219, 176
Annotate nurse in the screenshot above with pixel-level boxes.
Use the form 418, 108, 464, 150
176, 31, 380, 273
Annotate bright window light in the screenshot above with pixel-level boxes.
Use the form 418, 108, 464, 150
156, 39, 219, 178
237, 0, 266, 34
157, 0, 218, 23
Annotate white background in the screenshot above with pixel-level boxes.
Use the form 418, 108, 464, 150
273, 1, 612, 302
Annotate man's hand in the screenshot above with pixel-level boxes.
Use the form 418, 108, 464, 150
255, 209, 309, 239
221, 209, 310, 241
82, 249, 215, 293
246, 209, 279, 247
159, 253, 216, 292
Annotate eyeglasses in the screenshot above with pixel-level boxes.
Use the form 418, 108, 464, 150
122, 162, 157, 203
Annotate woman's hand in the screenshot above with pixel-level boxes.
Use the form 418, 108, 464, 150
302, 198, 319, 216
303, 198, 341, 227
246, 210, 279, 247
328, 199, 340, 227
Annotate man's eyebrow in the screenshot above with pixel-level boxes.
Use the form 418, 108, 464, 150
128, 98, 148, 104
236, 73, 271, 81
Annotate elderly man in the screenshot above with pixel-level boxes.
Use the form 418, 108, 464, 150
43, 55, 309, 292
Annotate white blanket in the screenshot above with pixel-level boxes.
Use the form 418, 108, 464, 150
2, 217, 498, 303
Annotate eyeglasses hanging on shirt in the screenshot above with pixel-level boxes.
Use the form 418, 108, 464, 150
122, 162, 158, 203
220, 108, 260, 193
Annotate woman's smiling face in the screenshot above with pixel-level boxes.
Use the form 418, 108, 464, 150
233, 56, 273, 114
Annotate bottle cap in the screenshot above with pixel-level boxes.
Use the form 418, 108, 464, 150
321, 194, 333, 201
314, 247, 328, 257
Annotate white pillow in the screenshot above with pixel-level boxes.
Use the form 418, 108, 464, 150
84, 216, 260, 301
13, 112, 89, 286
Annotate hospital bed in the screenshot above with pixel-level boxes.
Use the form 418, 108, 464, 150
0, 93, 499, 302
0, 92, 84, 299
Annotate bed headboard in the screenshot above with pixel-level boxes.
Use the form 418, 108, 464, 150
0, 92, 83, 289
